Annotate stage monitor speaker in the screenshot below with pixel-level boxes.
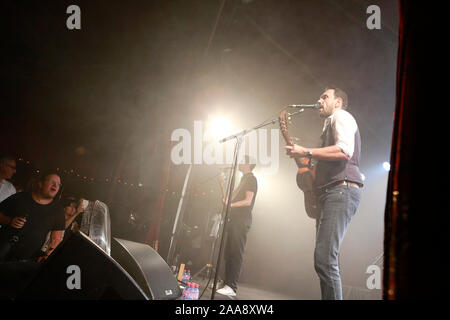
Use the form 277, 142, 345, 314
111, 238, 181, 300
17, 232, 149, 300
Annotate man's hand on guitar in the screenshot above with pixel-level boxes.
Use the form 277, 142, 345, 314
285, 144, 308, 158
222, 197, 236, 208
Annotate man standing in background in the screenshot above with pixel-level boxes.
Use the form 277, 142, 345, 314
217, 155, 258, 297
0, 155, 17, 203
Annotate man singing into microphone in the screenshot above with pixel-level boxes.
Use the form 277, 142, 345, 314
285, 86, 363, 300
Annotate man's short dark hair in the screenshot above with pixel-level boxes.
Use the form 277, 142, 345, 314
326, 86, 348, 109
28, 171, 63, 195
37, 171, 61, 183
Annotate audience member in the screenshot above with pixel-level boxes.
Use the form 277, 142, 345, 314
0, 172, 65, 262
40, 196, 85, 253
0, 155, 17, 203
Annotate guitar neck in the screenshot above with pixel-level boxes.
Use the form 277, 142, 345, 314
218, 175, 226, 199
281, 133, 310, 169
220, 183, 226, 199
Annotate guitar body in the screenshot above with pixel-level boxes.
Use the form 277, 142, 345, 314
296, 167, 319, 219
279, 109, 319, 219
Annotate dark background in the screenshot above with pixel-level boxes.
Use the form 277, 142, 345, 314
1, 0, 397, 299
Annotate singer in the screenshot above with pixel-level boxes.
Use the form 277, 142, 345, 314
285, 86, 363, 300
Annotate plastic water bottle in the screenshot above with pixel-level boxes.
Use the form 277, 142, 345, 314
180, 282, 199, 300
180, 286, 185, 300
186, 270, 191, 282
193, 283, 199, 300
182, 270, 190, 283
181, 283, 189, 300
186, 283, 194, 300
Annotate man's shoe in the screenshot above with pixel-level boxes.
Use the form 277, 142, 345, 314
216, 285, 236, 297
209, 280, 224, 289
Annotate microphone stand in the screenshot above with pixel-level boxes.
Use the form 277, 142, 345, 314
210, 115, 283, 300
167, 164, 193, 267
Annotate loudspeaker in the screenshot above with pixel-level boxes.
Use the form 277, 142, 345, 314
111, 238, 181, 300
17, 232, 149, 300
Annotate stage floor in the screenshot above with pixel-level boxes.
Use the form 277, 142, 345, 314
182, 277, 301, 300
179, 277, 382, 300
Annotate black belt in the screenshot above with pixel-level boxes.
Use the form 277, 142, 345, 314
318, 180, 362, 192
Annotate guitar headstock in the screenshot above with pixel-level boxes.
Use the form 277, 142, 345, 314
279, 109, 294, 146
279, 109, 288, 132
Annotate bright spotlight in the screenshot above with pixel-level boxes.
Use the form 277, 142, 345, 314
382, 162, 391, 171
204, 117, 232, 141
361, 173, 366, 181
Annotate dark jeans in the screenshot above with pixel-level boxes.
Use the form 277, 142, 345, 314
223, 217, 251, 292
314, 184, 361, 300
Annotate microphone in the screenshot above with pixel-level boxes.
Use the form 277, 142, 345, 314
288, 103, 321, 109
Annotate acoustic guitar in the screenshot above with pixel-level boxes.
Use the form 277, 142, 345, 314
279, 109, 319, 219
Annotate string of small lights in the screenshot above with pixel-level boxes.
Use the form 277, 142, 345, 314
17, 157, 142, 188
15, 157, 219, 197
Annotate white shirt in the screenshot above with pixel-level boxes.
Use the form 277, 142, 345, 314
322, 109, 358, 158
0, 179, 16, 203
